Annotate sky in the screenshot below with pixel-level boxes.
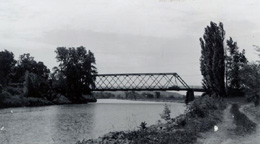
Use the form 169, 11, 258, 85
0, 0, 260, 86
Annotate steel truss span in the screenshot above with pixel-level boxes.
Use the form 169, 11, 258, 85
93, 73, 204, 92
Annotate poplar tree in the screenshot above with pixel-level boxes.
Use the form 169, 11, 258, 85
200, 22, 226, 97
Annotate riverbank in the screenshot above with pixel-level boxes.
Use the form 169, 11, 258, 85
77, 95, 226, 144
0, 90, 96, 109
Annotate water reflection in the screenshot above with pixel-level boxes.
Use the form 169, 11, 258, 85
51, 104, 95, 144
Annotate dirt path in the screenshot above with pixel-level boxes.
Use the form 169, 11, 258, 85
197, 104, 260, 144
196, 105, 237, 144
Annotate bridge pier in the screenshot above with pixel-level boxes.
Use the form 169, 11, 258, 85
185, 89, 194, 104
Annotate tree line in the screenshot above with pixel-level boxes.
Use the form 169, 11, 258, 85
1, 21, 259, 106
0, 46, 97, 104
200, 22, 259, 106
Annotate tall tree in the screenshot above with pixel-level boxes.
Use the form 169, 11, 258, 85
200, 22, 226, 97
0, 50, 16, 86
55, 46, 97, 102
226, 37, 247, 90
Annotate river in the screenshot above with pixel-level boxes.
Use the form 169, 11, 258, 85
0, 99, 186, 144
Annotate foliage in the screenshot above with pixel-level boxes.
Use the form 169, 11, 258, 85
0, 90, 26, 107
6, 53, 51, 98
139, 121, 147, 130
186, 95, 219, 118
155, 92, 160, 98
0, 84, 2, 93
12, 53, 50, 82
0, 90, 53, 108
0, 50, 16, 86
184, 95, 225, 132
160, 104, 171, 121
54, 46, 97, 102
226, 37, 247, 91
25, 72, 50, 98
200, 22, 226, 97
6, 86, 23, 95
239, 63, 260, 106
125, 91, 138, 99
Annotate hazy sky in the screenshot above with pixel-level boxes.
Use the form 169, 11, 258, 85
0, 0, 260, 85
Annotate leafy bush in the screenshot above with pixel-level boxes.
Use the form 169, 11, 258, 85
186, 95, 225, 118
0, 90, 53, 108
139, 121, 147, 130
160, 104, 171, 121
0, 91, 12, 104
183, 95, 225, 133
0, 91, 28, 107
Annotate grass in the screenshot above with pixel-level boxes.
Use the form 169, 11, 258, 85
243, 104, 260, 121
230, 103, 257, 135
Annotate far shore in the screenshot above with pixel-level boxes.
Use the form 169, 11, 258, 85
115, 98, 185, 103
0, 93, 97, 109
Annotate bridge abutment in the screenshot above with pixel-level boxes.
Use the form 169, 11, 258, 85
185, 90, 194, 104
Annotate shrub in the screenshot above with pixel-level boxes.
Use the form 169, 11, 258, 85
183, 95, 225, 133
160, 104, 171, 121
6, 86, 23, 95
186, 95, 225, 118
0, 91, 28, 107
139, 121, 147, 130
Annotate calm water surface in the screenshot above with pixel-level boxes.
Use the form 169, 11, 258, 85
0, 99, 185, 144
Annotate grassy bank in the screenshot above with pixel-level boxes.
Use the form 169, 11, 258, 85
77, 95, 226, 144
230, 103, 257, 135
243, 103, 260, 121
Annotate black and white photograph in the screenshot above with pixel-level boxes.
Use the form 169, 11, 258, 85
0, 0, 260, 144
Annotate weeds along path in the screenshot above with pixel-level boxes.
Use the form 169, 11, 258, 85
234, 104, 260, 144
197, 103, 260, 144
